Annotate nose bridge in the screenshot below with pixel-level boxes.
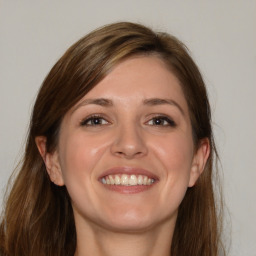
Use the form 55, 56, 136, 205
111, 118, 147, 158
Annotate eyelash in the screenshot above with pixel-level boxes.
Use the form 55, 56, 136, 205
147, 116, 176, 127
80, 115, 176, 127
80, 115, 109, 126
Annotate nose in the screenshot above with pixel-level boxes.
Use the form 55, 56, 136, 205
110, 123, 148, 159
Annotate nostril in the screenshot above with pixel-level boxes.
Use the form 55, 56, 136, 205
110, 129, 148, 158
114, 150, 144, 159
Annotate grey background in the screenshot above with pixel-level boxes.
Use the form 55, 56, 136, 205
0, 1, 255, 255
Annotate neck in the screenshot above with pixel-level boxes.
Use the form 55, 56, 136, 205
74, 218, 175, 256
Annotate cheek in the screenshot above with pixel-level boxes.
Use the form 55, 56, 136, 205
153, 133, 194, 173
57, 132, 111, 213
152, 133, 194, 204
58, 131, 110, 184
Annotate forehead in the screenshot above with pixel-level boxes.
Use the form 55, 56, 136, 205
76, 56, 188, 109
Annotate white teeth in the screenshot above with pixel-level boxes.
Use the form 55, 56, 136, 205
143, 176, 148, 185
129, 175, 137, 185
101, 174, 155, 186
115, 175, 121, 185
109, 175, 115, 185
137, 175, 143, 185
121, 174, 129, 185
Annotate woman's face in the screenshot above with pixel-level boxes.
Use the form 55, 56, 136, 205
47, 56, 208, 232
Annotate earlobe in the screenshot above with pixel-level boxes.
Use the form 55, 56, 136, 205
35, 136, 65, 186
188, 138, 210, 187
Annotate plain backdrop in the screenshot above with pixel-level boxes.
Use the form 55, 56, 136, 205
0, 1, 255, 255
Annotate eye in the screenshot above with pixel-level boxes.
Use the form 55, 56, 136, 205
80, 115, 109, 126
147, 116, 176, 127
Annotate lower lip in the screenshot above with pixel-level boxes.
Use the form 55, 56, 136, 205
101, 184, 155, 194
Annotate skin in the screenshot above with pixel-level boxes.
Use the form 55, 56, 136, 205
36, 56, 209, 256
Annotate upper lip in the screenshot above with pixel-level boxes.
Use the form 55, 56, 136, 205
99, 166, 159, 180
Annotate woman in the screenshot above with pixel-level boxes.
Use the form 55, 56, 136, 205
0, 22, 225, 256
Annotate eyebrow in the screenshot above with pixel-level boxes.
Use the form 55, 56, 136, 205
78, 98, 113, 107
143, 98, 185, 116
72, 98, 113, 113
72, 97, 184, 115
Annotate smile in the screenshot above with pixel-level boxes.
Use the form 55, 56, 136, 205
101, 174, 155, 186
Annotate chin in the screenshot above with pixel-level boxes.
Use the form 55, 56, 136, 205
96, 206, 172, 233
101, 218, 154, 233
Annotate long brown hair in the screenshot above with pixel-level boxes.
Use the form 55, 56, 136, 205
0, 22, 225, 256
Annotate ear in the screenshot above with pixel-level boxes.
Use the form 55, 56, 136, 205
35, 136, 65, 186
188, 138, 210, 187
